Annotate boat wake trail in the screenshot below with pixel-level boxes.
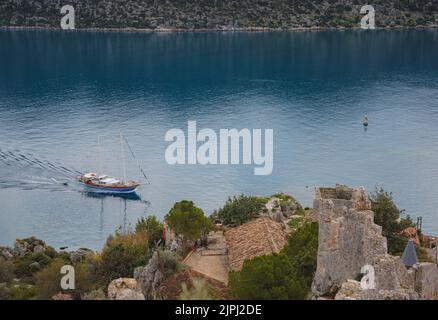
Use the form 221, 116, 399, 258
0, 148, 83, 191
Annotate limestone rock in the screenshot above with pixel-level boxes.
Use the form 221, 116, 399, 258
69, 248, 93, 264
134, 252, 166, 299
414, 263, 438, 299
33, 245, 45, 254
13, 237, 47, 257
135, 250, 181, 299
13, 240, 29, 257
0, 247, 14, 261
52, 292, 73, 300
264, 195, 303, 220
107, 278, 145, 300
334, 279, 419, 300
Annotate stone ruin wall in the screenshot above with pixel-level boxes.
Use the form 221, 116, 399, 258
312, 185, 438, 300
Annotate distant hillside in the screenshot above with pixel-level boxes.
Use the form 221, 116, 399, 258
1, 0, 437, 30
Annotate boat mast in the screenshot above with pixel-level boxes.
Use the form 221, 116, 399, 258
120, 131, 127, 182
98, 135, 103, 175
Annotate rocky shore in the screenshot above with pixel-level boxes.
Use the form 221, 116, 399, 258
1, 187, 437, 300
1, 1, 437, 31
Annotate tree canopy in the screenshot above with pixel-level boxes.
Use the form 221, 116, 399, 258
165, 200, 212, 241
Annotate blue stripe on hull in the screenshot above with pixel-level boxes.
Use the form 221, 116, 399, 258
83, 184, 138, 193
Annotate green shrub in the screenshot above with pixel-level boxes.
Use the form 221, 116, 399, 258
271, 193, 293, 201
34, 258, 65, 299
34, 256, 101, 300
6, 283, 37, 300
135, 215, 163, 247
211, 195, 263, 226
179, 279, 217, 300
371, 188, 415, 255
14, 252, 53, 279
417, 247, 433, 263
81, 288, 106, 300
229, 222, 318, 300
283, 222, 319, 284
98, 231, 150, 284
165, 200, 212, 241
229, 253, 308, 300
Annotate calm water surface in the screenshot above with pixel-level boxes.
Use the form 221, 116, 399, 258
1, 29, 438, 249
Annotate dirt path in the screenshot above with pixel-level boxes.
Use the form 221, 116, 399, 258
184, 231, 229, 284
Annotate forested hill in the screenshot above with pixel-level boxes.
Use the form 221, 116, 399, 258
1, 0, 437, 30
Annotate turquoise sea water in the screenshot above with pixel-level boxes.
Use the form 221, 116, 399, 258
1, 29, 438, 250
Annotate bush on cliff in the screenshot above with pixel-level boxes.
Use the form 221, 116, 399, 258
165, 200, 212, 241
229, 253, 308, 300
211, 195, 264, 226
135, 215, 163, 247
283, 222, 319, 284
13, 252, 54, 279
370, 188, 415, 255
178, 279, 219, 300
5, 283, 37, 300
98, 231, 151, 284
229, 222, 318, 300
34, 257, 99, 300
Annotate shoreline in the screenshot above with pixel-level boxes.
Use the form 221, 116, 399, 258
1, 25, 437, 34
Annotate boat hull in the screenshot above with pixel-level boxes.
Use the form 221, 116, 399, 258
82, 182, 139, 193
80, 182, 139, 194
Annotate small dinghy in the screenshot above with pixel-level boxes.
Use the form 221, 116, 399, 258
78, 173, 140, 193
363, 113, 369, 127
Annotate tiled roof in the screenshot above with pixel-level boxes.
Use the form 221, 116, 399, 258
225, 217, 288, 271
158, 269, 231, 300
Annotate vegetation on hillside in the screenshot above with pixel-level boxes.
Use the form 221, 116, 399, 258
371, 187, 431, 261
0, 1, 436, 30
229, 221, 318, 300
211, 194, 264, 226
165, 200, 212, 241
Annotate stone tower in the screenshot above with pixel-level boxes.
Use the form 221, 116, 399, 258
311, 186, 387, 296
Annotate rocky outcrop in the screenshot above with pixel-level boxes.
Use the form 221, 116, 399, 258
107, 278, 145, 300
264, 195, 303, 220
0, 247, 13, 261
334, 279, 419, 300
134, 250, 182, 300
312, 185, 438, 300
13, 237, 46, 257
414, 263, 438, 299
69, 248, 94, 264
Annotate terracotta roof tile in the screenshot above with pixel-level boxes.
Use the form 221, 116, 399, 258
225, 217, 288, 271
